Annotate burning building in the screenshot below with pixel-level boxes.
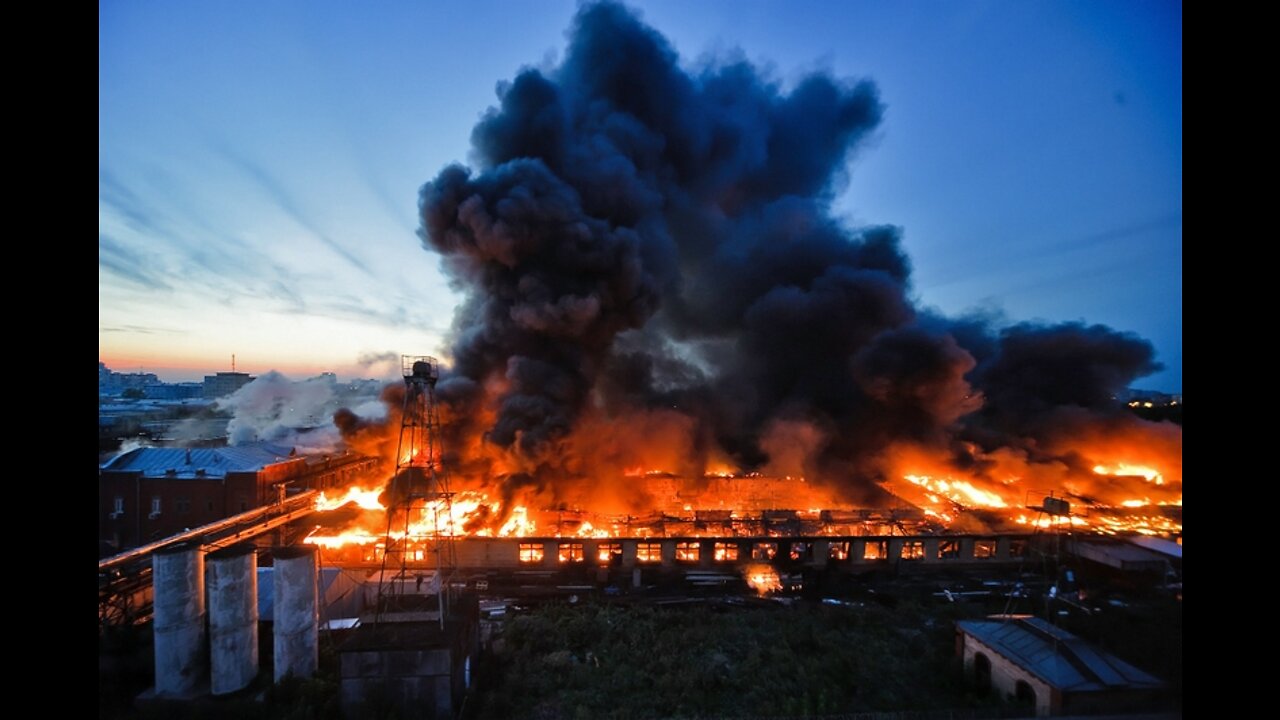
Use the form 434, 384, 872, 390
97, 5, 1179, 717
100, 443, 376, 551
298, 1, 1180, 561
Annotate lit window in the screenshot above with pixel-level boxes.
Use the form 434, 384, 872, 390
150, 496, 162, 516
863, 540, 887, 560
828, 542, 850, 560
939, 540, 960, 559
714, 542, 739, 562
974, 540, 997, 559
901, 541, 924, 560
518, 543, 545, 563
675, 542, 700, 562
113, 497, 124, 514
596, 543, 623, 564
637, 542, 663, 563
559, 542, 584, 563
789, 542, 808, 561
751, 542, 777, 560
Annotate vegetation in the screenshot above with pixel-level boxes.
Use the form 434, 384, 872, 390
474, 600, 1002, 720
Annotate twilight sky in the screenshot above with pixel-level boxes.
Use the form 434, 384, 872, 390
99, 0, 1181, 390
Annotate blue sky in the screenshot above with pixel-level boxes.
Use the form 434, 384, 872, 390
99, 0, 1181, 390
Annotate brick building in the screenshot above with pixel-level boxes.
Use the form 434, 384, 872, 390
99, 443, 376, 552
956, 615, 1163, 716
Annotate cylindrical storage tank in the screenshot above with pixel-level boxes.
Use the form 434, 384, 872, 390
207, 544, 258, 695
272, 546, 318, 682
152, 542, 206, 696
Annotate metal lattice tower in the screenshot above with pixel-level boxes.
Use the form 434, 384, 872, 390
1000, 490, 1080, 619
375, 356, 457, 627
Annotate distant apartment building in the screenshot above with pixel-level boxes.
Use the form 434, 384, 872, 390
145, 382, 204, 400
203, 371, 255, 398
99, 362, 161, 395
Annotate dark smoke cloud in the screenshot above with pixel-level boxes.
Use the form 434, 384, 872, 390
412, 1, 1178, 501
976, 322, 1162, 429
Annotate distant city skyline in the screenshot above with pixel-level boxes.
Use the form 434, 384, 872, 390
100, 1, 1181, 390
98, 358, 389, 385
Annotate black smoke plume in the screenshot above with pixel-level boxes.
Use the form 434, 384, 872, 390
410, 1, 1179, 504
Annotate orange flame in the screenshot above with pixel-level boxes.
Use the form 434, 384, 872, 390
743, 563, 781, 595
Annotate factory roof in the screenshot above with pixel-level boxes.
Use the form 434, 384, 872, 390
1126, 535, 1182, 559
257, 566, 364, 620
100, 442, 301, 478
1071, 540, 1170, 572
957, 616, 1162, 692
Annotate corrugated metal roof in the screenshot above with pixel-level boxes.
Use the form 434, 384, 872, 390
100, 443, 300, 478
1072, 541, 1169, 571
957, 617, 1162, 692
1126, 535, 1182, 559
257, 566, 365, 620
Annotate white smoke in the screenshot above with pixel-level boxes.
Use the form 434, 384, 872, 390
217, 371, 384, 452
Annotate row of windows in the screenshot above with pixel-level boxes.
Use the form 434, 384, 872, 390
518, 539, 1023, 563
110, 496, 249, 516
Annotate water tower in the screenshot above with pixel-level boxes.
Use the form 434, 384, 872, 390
375, 355, 457, 626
